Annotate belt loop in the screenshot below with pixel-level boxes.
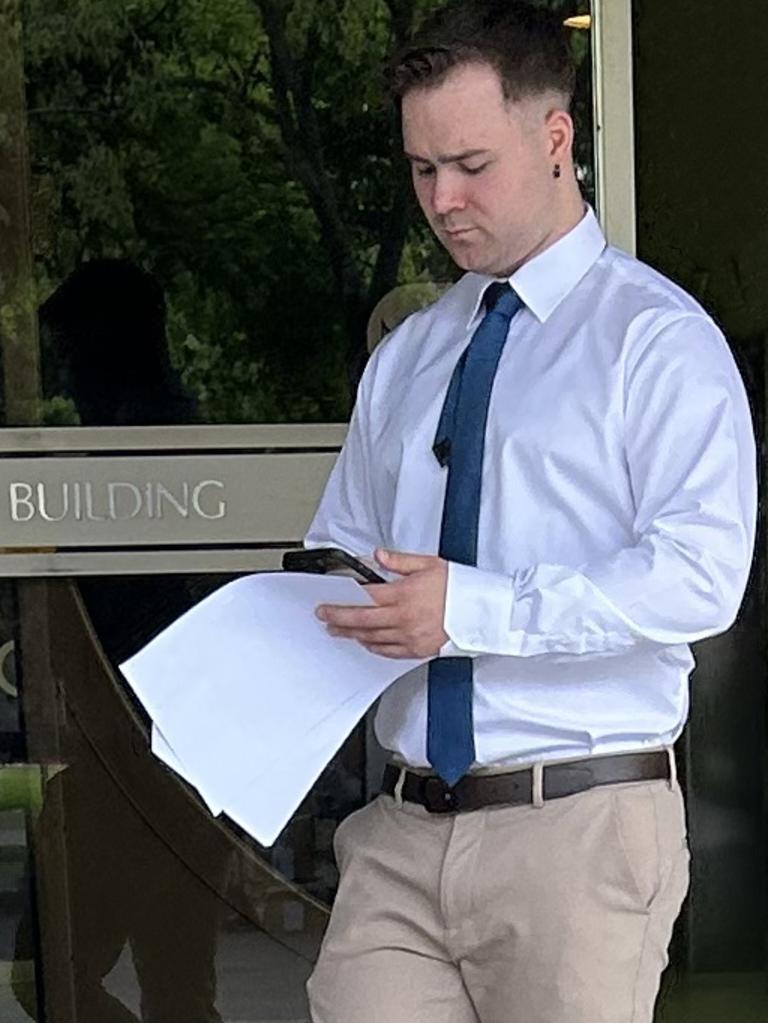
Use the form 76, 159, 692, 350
532, 762, 545, 809
393, 767, 406, 808
666, 746, 678, 792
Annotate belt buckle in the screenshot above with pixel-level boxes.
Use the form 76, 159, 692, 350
423, 777, 459, 814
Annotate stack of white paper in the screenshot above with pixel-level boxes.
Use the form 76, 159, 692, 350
120, 573, 422, 845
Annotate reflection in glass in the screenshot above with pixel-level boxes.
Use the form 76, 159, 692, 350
11, 576, 363, 1021
14, 253, 363, 1019
0, 583, 39, 1023
24, 0, 595, 426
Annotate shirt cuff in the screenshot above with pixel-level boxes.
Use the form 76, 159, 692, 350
439, 561, 514, 657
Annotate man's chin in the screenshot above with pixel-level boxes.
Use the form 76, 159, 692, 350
446, 247, 495, 275
442, 238, 489, 273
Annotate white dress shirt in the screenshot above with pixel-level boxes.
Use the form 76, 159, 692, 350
305, 207, 757, 769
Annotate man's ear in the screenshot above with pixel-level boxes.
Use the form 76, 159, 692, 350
545, 107, 574, 164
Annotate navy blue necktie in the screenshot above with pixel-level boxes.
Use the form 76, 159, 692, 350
427, 282, 523, 785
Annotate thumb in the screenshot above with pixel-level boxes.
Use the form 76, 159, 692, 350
375, 548, 435, 576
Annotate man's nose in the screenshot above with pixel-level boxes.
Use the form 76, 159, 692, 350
430, 172, 466, 217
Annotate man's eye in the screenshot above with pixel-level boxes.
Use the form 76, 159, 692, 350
415, 165, 435, 178
460, 163, 490, 176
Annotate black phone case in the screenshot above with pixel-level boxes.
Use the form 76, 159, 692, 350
282, 548, 385, 584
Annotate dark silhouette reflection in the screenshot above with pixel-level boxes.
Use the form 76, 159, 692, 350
14, 260, 224, 1022
41, 259, 195, 428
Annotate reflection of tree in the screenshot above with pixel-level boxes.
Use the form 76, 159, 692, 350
0, 0, 42, 427
22, 0, 594, 423
248, 0, 419, 385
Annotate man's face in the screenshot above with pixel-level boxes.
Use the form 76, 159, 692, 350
402, 62, 561, 277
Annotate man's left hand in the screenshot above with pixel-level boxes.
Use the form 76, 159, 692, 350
315, 549, 449, 659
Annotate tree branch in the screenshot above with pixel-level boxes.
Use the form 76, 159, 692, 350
251, 0, 363, 315
170, 76, 278, 123
367, 1, 421, 307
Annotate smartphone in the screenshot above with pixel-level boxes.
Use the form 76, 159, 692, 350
282, 547, 386, 584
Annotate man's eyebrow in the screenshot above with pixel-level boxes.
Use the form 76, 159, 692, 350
403, 148, 492, 165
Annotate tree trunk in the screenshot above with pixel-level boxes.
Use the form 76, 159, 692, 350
0, 0, 41, 426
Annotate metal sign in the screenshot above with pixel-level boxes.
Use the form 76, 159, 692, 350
0, 425, 345, 576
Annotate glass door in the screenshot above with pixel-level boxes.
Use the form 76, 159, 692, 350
14, 5, 762, 1023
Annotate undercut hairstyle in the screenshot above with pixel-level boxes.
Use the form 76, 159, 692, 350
386, 0, 576, 110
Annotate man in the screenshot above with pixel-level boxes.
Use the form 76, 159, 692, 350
304, 3, 757, 1022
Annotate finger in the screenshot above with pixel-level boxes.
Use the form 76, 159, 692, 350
317, 604, 399, 629
362, 642, 415, 659
328, 627, 404, 645
375, 548, 436, 576
362, 582, 402, 606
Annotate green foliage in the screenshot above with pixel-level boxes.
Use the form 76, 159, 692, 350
22, 0, 594, 424
42, 393, 79, 424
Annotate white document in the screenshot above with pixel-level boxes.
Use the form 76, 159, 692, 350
121, 574, 422, 845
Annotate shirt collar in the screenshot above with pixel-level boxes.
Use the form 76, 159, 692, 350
464, 205, 607, 328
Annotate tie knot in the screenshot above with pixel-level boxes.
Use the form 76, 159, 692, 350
483, 282, 520, 321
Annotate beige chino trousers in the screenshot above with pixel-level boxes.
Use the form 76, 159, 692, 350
308, 778, 689, 1023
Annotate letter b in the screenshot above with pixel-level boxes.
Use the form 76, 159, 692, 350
10, 483, 36, 523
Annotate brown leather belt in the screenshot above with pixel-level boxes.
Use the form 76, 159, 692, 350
381, 752, 670, 814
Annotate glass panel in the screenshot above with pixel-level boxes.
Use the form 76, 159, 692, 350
7, 573, 368, 1021
629, 0, 768, 1017
18, 0, 596, 427
0, 584, 42, 1023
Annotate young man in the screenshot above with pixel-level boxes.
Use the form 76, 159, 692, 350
305, 3, 757, 1021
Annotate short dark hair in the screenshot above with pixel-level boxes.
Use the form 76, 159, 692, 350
386, 1, 576, 109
